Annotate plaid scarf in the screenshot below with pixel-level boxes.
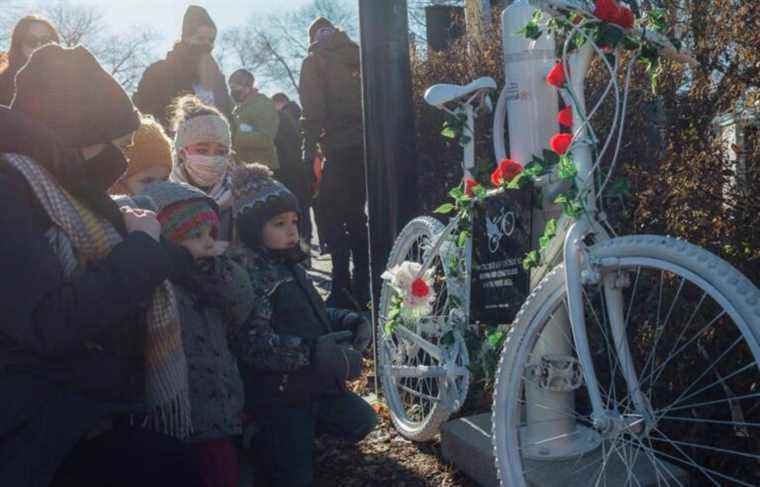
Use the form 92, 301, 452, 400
3, 153, 192, 439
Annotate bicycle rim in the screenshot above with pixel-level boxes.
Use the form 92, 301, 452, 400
378, 217, 470, 440
493, 244, 760, 486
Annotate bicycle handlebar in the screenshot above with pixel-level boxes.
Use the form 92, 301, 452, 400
530, 0, 698, 66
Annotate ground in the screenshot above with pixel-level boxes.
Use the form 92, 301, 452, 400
306, 237, 477, 487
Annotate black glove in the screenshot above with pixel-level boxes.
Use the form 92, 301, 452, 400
343, 312, 372, 353
314, 340, 363, 386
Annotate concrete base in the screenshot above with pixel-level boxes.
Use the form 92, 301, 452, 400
441, 414, 499, 487
441, 413, 690, 487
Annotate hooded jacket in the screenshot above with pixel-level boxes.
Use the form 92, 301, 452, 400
133, 42, 232, 131
298, 29, 363, 154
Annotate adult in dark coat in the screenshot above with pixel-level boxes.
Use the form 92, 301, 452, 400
133, 5, 231, 131
299, 17, 369, 309
274, 106, 312, 241
0, 15, 59, 106
272, 92, 303, 131
0, 45, 202, 487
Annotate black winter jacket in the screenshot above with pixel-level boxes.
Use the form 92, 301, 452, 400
231, 248, 358, 408
0, 107, 188, 487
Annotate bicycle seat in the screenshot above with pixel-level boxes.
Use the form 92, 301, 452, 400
424, 77, 497, 108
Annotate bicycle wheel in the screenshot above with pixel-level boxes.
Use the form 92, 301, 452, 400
378, 216, 470, 441
492, 235, 760, 487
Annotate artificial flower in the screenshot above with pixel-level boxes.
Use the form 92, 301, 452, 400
491, 159, 524, 187
546, 62, 566, 88
550, 133, 573, 155
464, 178, 478, 197
594, 0, 621, 23
557, 106, 573, 128
411, 278, 430, 298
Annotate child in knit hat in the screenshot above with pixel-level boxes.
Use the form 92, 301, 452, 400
109, 115, 173, 196
170, 94, 236, 241
140, 180, 254, 487
229, 164, 377, 487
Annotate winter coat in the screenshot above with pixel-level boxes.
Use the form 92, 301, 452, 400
0, 107, 182, 487
133, 43, 232, 131
283, 101, 302, 132
274, 109, 311, 208
298, 30, 363, 154
231, 92, 280, 170
172, 256, 253, 441
230, 248, 358, 408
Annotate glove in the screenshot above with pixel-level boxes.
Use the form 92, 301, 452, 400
314, 340, 363, 386
344, 312, 372, 353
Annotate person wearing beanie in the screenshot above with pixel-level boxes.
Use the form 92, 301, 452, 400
229, 164, 377, 487
141, 180, 253, 487
229, 68, 280, 170
109, 114, 173, 196
0, 46, 204, 486
169, 94, 237, 242
134, 4, 231, 131
298, 16, 370, 309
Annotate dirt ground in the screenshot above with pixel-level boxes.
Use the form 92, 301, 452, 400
312, 362, 477, 487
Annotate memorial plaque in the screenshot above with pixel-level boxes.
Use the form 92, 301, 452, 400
469, 190, 532, 325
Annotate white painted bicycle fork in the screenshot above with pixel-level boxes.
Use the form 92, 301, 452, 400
514, 22, 652, 459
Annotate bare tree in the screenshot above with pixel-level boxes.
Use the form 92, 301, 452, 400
0, 0, 24, 48
34, 0, 160, 93
41, 0, 102, 46
221, 0, 357, 96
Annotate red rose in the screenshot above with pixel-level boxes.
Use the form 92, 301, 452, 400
491, 159, 524, 187
464, 178, 478, 197
411, 278, 430, 298
557, 106, 573, 128
550, 133, 573, 155
546, 62, 566, 88
615, 6, 635, 29
594, 0, 621, 23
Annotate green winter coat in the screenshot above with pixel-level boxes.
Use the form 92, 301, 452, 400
231, 92, 280, 170
299, 30, 363, 154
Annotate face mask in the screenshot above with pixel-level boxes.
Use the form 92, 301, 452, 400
183, 154, 228, 188
80, 143, 128, 193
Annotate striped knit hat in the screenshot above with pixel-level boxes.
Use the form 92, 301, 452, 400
140, 180, 219, 242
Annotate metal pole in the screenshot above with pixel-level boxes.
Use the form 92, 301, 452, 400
359, 0, 417, 394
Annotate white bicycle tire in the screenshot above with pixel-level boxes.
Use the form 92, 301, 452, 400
492, 235, 760, 486
379, 216, 471, 442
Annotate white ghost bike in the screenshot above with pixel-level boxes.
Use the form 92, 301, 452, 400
490, 1, 760, 486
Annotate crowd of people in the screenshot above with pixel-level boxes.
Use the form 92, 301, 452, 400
0, 5, 375, 487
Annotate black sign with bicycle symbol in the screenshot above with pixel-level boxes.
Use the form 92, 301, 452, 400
470, 191, 532, 325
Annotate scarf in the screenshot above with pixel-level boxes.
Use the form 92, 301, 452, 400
171, 162, 234, 210
3, 153, 193, 439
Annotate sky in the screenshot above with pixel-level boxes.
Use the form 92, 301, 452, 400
78, 0, 315, 55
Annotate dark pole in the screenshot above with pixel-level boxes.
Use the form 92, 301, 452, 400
359, 0, 417, 393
